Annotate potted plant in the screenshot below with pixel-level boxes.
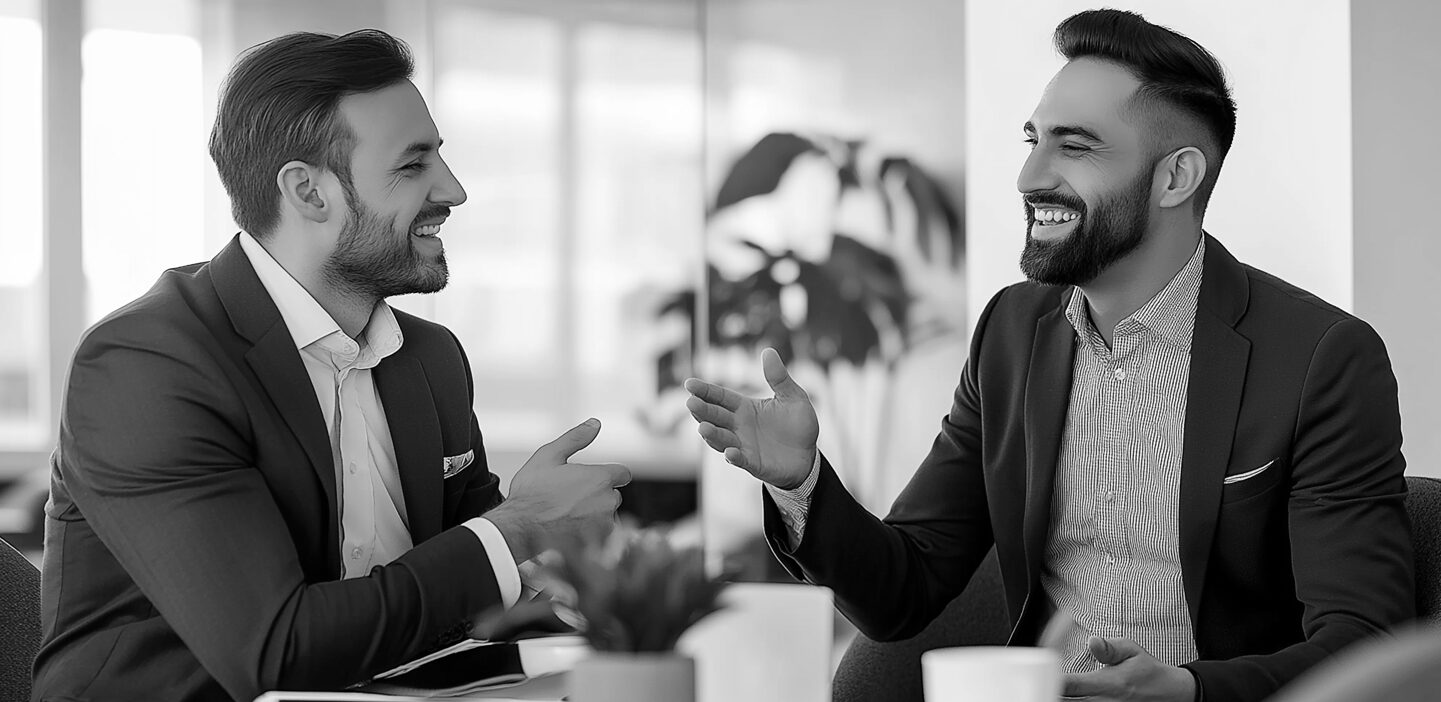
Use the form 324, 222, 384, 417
546, 529, 729, 702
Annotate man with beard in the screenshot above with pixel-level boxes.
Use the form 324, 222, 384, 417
34, 30, 630, 702
684, 9, 1413, 702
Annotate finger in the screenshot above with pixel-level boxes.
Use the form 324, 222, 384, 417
586, 462, 631, 488
761, 347, 808, 399
1089, 635, 1142, 665
533, 418, 602, 464
722, 446, 751, 471
683, 377, 747, 411
1063, 669, 1117, 698
686, 395, 738, 429
697, 420, 742, 448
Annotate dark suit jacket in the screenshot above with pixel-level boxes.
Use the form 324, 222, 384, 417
34, 236, 508, 702
765, 235, 1415, 702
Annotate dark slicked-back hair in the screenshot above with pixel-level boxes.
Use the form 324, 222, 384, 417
1055, 9, 1236, 213
209, 29, 414, 238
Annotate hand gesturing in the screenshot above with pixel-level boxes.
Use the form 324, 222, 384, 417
683, 348, 820, 489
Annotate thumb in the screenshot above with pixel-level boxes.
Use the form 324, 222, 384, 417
761, 348, 807, 399
1088, 636, 1143, 666
534, 418, 602, 464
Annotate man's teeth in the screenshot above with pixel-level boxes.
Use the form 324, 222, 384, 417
1034, 208, 1079, 225
413, 224, 441, 237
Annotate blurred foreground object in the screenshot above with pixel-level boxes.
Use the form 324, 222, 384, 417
543, 528, 729, 702
1267, 624, 1441, 702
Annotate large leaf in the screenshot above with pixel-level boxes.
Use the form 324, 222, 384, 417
711, 132, 820, 213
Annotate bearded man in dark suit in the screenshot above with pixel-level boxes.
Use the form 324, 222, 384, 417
35, 29, 629, 702
684, 10, 1414, 702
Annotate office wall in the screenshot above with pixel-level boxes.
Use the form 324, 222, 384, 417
964, 0, 1354, 319
1352, 0, 1441, 479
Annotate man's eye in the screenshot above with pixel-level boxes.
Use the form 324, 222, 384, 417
1060, 143, 1089, 153
401, 161, 428, 173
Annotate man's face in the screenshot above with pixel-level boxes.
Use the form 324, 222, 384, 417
323, 80, 467, 300
1017, 58, 1157, 286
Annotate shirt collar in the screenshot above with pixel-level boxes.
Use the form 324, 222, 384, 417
1064, 236, 1206, 352
237, 231, 404, 359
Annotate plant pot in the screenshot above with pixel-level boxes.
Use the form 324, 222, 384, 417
569, 652, 695, 702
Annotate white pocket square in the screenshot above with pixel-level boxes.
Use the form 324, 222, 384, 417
1223, 459, 1275, 485
442, 450, 474, 479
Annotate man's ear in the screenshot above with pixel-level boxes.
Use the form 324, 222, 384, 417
1155, 147, 1208, 210
276, 161, 336, 224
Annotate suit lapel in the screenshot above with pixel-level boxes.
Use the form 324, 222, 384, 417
374, 352, 443, 542
1022, 294, 1077, 585
210, 236, 340, 567
1178, 235, 1251, 625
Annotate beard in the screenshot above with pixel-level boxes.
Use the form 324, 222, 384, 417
322, 192, 450, 300
1019, 166, 1151, 287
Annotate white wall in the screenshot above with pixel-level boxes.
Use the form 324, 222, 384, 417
964, 0, 1353, 321
1352, 0, 1441, 479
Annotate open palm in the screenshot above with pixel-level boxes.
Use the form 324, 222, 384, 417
683, 348, 820, 489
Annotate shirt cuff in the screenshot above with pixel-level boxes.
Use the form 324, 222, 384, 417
463, 517, 522, 608
763, 451, 822, 548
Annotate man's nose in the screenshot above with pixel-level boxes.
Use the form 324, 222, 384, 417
1016, 148, 1060, 195
432, 157, 467, 207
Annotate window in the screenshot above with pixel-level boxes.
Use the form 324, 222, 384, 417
0, 1, 43, 450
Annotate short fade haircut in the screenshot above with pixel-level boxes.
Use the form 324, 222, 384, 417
208, 30, 414, 238
1054, 9, 1236, 214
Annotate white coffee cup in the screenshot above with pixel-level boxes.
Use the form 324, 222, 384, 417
921, 646, 1061, 702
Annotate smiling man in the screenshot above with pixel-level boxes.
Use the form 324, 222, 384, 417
34, 30, 629, 702
684, 9, 1414, 702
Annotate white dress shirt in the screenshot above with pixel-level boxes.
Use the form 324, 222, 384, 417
238, 233, 519, 604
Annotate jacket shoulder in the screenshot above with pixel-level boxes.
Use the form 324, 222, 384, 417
76, 261, 220, 355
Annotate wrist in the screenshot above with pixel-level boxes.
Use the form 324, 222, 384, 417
772, 449, 819, 491
485, 502, 537, 563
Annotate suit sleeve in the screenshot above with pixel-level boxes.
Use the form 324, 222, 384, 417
761, 287, 1008, 641
448, 328, 504, 522
1184, 318, 1415, 701
58, 316, 505, 701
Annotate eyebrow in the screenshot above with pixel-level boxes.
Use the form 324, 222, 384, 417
1023, 121, 1104, 143
395, 138, 443, 163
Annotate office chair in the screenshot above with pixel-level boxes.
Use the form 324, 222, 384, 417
1405, 476, 1440, 621
0, 536, 40, 702
831, 549, 1009, 702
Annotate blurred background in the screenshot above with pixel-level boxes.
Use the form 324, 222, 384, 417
0, 0, 1437, 641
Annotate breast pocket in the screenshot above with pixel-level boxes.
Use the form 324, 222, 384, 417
1221, 457, 1286, 504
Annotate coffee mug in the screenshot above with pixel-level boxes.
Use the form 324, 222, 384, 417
921, 646, 1061, 702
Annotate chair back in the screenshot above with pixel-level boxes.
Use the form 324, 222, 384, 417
832, 549, 1010, 702
0, 536, 39, 702
1406, 475, 1441, 621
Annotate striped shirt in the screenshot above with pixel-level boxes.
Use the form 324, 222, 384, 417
1043, 237, 1206, 671
770, 239, 1208, 671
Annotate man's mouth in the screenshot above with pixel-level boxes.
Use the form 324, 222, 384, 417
412, 221, 443, 238
1031, 206, 1080, 227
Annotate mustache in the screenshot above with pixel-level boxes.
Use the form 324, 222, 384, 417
410, 204, 452, 228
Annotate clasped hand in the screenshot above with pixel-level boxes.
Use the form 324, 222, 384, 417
682, 348, 820, 489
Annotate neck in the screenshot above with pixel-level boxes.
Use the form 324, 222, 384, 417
254, 227, 376, 339
1078, 221, 1201, 347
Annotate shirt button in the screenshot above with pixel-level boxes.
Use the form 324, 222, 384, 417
351, 547, 362, 560
1113, 368, 1126, 381
348, 461, 357, 475
1105, 490, 1117, 503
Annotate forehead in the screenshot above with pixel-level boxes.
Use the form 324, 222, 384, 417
1028, 57, 1143, 139
337, 80, 439, 160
